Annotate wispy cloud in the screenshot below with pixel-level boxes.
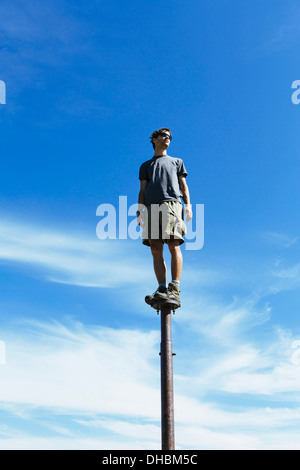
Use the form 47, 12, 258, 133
1, 215, 300, 448
177, 293, 271, 348
0, 0, 102, 119
272, 263, 300, 281
269, 262, 300, 294
254, 5, 300, 55
1, 319, 300, 449
0, 319, 160, 418
0, 0, 85, 58
0, 217, 152, 288
262, 231, 299, 249
195, 328, 300, 397
267, 8, 300, 52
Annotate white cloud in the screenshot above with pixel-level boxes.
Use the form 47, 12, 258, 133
272, 263, 300, 281
176, 293, 271, 348
0, 319, 160, 418
176, 327, 300, 400
76, 418, 160, 445
0, 218, 152, 288
1, 216, 300, 448
0, 436, 148, 451
0, 319, 300, 449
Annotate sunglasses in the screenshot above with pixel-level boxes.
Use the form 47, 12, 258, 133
157, 132, 172, 140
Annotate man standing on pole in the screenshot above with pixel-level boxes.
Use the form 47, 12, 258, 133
137, 128, 192, 308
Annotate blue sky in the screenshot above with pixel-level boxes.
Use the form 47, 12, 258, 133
0, 0, 300, 449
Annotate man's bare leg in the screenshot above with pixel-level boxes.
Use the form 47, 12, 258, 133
167, 239, 183, 282
149, 240, 167, 285
165, 239, 182, 305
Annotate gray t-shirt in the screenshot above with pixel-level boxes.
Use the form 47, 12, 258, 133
139, 154, 188, 206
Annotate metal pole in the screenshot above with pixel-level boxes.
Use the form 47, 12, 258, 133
160, 306, 175, 450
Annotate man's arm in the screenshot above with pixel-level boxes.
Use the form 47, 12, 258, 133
179, 175, 193, 222
137, 180, 148, 226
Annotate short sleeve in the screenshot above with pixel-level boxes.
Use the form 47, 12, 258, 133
139, 162, 148, 181
177, 159, 188, 178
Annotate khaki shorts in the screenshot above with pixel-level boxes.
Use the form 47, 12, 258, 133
142, 201, 187, 246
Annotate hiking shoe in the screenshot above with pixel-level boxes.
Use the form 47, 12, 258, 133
145, 286, 168, 306
167, 282, 181, 306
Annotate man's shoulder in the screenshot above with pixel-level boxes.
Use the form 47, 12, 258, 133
139, 157, 155, 180
140, 157, 154, 168
140, 155, 185, 168
167, 155, 183, 162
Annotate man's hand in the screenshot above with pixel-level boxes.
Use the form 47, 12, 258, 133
136, 211, 144, 227
179, 176, 192, 222
184, 204, 193, 222
137, 181, 147, 228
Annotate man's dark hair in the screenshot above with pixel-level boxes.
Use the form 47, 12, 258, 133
150, 128, 172, 150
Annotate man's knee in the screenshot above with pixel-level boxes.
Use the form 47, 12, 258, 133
150, 240, 164, 256
167, 240, 181, 254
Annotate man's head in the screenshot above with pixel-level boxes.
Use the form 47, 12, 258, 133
150, 128, 172, 151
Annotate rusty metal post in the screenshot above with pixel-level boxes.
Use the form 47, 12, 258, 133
160, 306, 175, 450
